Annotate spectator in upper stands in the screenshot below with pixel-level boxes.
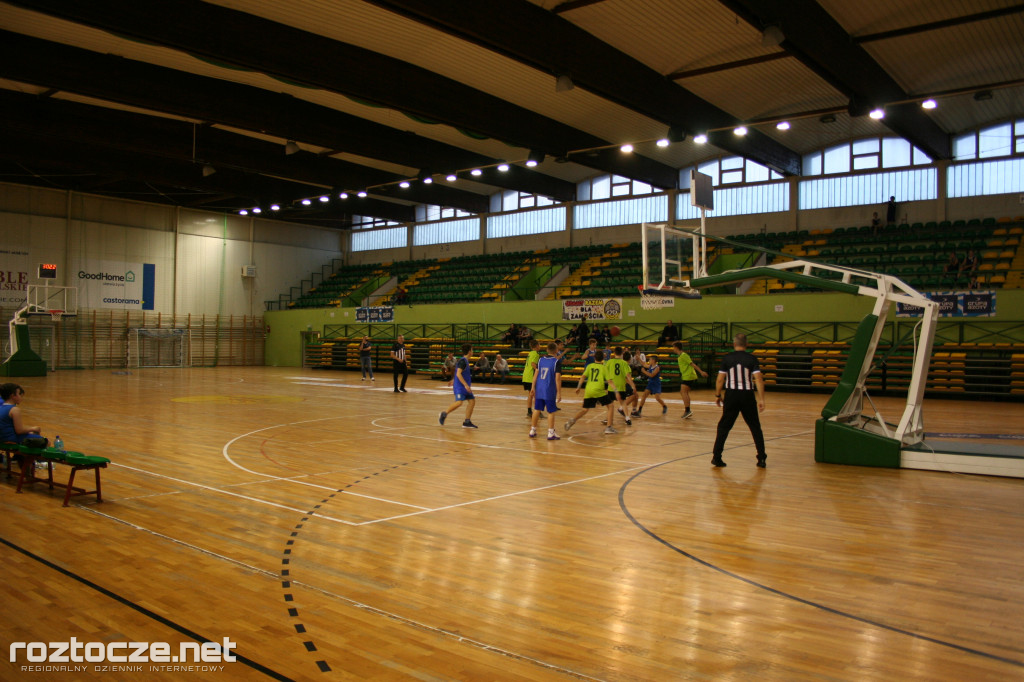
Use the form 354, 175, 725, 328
944, 251, 961, 283
659, 320, 679, 345
492, 353, 509, 384
870, 211, 882, 235
393, 287, 408, 305
886, 196, 898, 225
960, 249, 979, 277
441, 352, 457, 381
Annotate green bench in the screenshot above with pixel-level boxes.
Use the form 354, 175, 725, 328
3, 442, 110, 507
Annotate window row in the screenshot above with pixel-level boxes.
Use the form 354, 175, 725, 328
351, 157, 1023, 252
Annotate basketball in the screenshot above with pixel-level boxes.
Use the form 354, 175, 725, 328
609, 325, 621, 337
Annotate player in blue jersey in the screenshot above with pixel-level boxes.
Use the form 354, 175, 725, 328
633, 354, 667, 417
581, 338, 599, 367
439, 343, 478, 428
529, 342, 563, 440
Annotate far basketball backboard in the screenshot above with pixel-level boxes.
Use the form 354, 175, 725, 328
25, 284, 78, 317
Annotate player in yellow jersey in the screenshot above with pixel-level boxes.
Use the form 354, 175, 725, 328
605, 347, 635, 427
564, 350, 619, 435
522, 339, 540, 418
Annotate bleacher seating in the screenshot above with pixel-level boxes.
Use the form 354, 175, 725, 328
279, 215, 1023, 310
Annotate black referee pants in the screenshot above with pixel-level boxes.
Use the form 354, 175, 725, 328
713, 390, 766, 459
393, 361, 408, 390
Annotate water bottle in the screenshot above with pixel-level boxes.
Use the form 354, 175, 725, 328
54, 435, 65, 452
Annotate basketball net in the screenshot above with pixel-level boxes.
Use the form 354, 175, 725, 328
49, 310, 63, 322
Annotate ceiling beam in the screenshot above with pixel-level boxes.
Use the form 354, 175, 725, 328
0, 30, 577, 203
716, 0, 951, 160
0, 89, 491, 214
0, 129, 416, 223
364, 0, 802, 176
6, 0, 678, 188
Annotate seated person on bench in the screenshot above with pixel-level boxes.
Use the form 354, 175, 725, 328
1, 382, 44, 445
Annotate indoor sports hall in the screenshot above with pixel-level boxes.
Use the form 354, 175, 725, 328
2, 1, 1023, 680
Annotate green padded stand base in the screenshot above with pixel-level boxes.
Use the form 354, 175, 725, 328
815, 419, 901, 468
0, 358, 48, 377
1, 325, 47, 376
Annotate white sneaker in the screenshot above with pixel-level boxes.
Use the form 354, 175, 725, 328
564, 418, 575, 432
604, 427, 618, 434
529, 428, 537, 438
547, 431, 560, 441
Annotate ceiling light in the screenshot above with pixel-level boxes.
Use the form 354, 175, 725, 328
201, 164, 216, 177
776, 121, 791, 131
270, 204, 280, 211
338, 192, 348, 199
694, 134, 708, 144
470, 168, 483, 176
497, 163, 510, 172
921, 99, 937, 110
238, 209, 248, 216
526, 150, 545, 167
301, 198, 311, 206
734, 126, 748, 136
357, 191, 367, 198
284, 140, 300, 155
555, 74, 574, 92
620, 144, 634, 153
525, 159, 539, 167
422, 176, 433, 184
399, 181, 410, 189
656, 138, 670, 147
252, 207, 261, 214
446, 174, 457, 182
869, 108, 885, 120
319, 195, 329, 202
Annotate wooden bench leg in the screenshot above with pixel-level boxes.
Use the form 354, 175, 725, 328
62, 465, 105, 506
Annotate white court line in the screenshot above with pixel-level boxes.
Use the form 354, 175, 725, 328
359, 463, 651, 526
112, 462, 358, 525
221, 417, 428, 510
369, 428, 650, 465
78, 505, 606, 682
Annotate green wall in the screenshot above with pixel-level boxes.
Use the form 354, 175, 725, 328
267, 288, 1024, 366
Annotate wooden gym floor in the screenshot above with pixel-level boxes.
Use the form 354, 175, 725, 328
1, 367, 1022, 681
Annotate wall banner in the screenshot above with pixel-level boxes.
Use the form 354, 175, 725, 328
0, 246, 31, 307
561, 298, 623, 321
356, 306, 394, 323
77, 260, 156, 310
896, 290, 996, 318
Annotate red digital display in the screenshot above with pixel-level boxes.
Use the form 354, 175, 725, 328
38, 263, 58, 279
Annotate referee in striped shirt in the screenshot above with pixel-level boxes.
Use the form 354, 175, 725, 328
712, 333, 767, 468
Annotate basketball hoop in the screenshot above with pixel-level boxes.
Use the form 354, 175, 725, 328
49, 310, 63, 322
